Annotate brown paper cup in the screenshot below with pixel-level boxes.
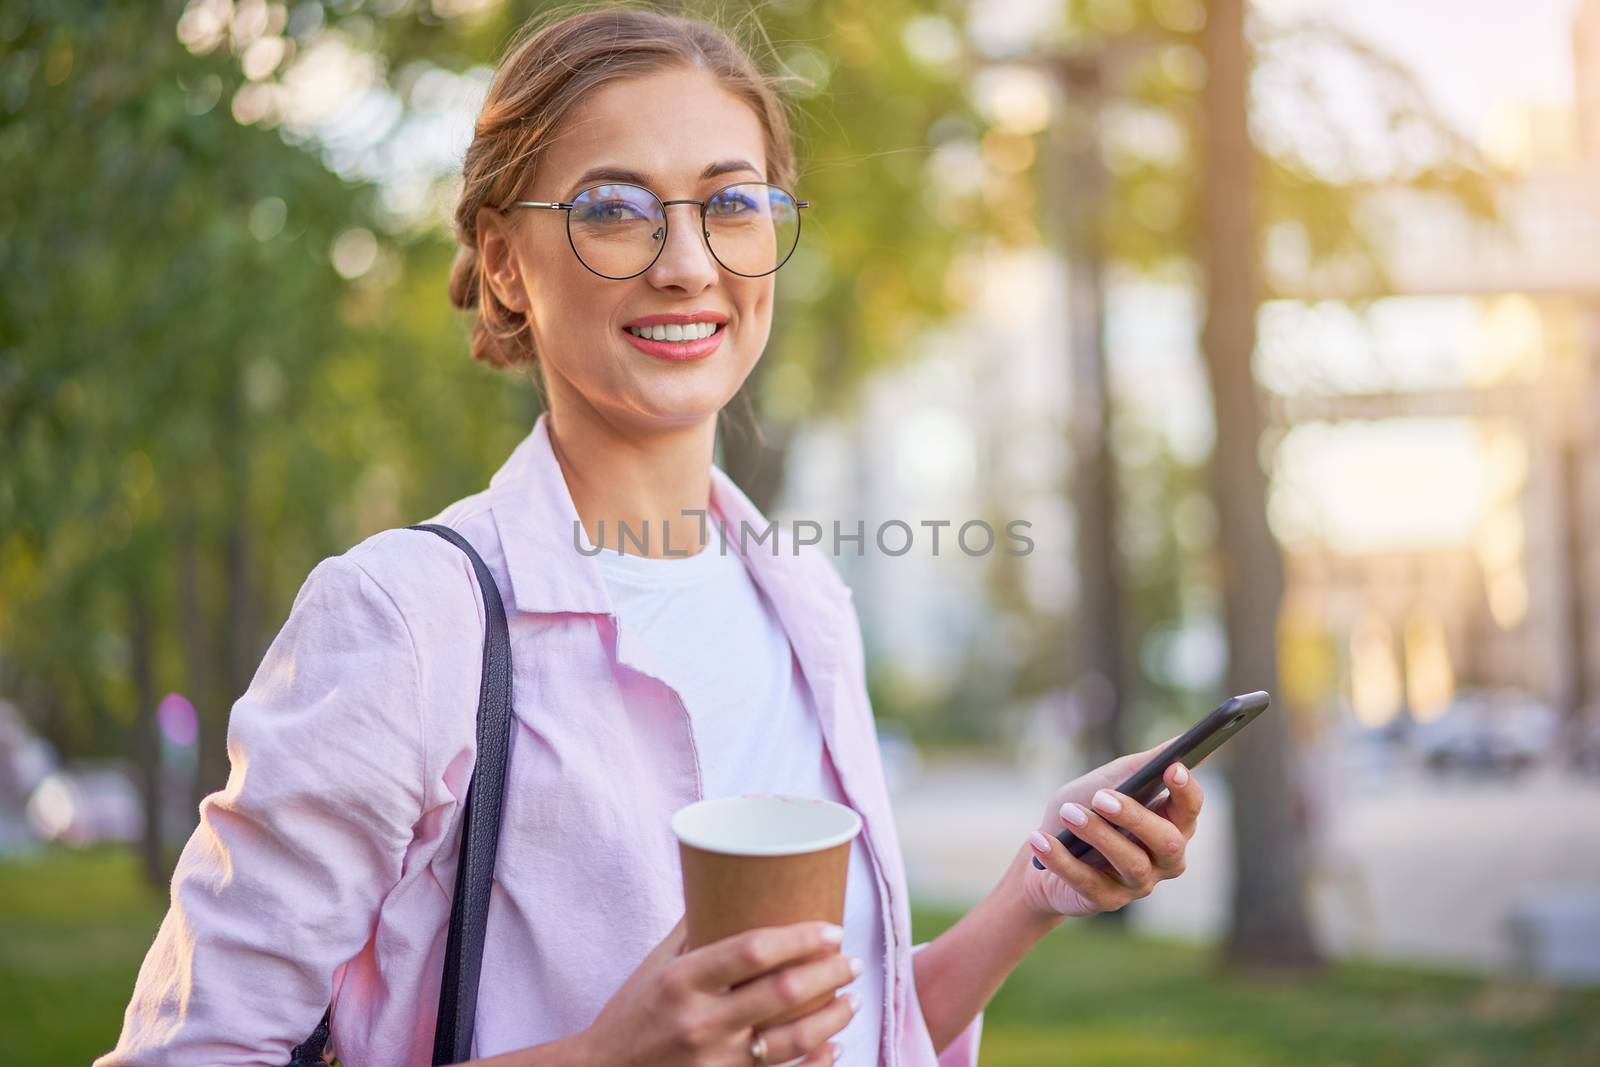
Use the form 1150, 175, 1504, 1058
672, 794, 862, 1039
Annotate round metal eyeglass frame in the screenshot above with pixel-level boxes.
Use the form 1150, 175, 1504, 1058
499, 180, 810, 280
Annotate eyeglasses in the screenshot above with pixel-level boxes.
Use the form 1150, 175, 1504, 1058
499, 181, 809, 280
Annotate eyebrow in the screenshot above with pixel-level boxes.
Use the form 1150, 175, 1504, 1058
567, 158, 764, 197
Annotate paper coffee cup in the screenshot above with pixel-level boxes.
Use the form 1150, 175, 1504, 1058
672, 794, 862, 1034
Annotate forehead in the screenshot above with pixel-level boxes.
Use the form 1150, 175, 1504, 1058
537, 67, 769, 193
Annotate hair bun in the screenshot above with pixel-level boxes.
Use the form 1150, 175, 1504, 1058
447, 243, 480, 312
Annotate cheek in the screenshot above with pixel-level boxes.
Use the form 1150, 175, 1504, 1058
526, 263, 621, 368
736, 280, 776, 356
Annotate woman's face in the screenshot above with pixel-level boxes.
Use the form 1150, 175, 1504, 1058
481, 67, 777, 437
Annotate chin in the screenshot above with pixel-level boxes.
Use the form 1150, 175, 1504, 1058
615, 389, 735, 433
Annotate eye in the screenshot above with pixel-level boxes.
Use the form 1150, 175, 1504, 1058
708, 190, 758, 217
578, 199, 647, 223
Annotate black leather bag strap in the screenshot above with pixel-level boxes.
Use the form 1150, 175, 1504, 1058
286, 523, 515, 1067
412, 523, 516, 1066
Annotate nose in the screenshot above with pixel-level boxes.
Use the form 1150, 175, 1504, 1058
644, 201, 719, 293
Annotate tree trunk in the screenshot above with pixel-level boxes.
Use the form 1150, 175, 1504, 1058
128, 580, 166, 890
1199, 0, 1323, 970
176, 507, 219, 817
218, 381, 257, 799
1058, 55, 1128, 766
195, 374, 254, 803
1052, 53, 1130, 925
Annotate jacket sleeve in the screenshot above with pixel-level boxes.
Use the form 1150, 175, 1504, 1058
911, 940, 985, 1067
96, 555, 425, 1066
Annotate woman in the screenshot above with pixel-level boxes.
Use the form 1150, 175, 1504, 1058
99, 8, 1205, 1066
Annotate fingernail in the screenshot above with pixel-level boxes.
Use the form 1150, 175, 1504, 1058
821, 923, 845, 944
1092, 789, 1122, 815
1059, 802, 1089, 827
1173, 763, 1190, 786
1028, 830, 1053, 852
848, 956, 864, 976
848, 991, 863, 1013
831, 1044, 843, 1063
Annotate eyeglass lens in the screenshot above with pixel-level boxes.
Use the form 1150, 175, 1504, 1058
567, 183, 801, 278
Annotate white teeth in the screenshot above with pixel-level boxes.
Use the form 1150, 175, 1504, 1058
627, 321, 720, 342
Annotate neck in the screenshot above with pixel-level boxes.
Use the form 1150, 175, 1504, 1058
545, 398, 718, 559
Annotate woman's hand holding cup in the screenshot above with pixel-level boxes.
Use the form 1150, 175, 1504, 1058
576, 914, 860, 1066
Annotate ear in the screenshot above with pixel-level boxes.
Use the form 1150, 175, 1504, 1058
476, 206, 529, 313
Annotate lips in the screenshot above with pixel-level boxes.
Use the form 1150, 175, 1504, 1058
619, 320, 727, 362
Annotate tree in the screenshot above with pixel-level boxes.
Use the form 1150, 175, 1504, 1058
1197, 0, 1318, 969
0, 0, 526, 882
1009, 0, 1493, 964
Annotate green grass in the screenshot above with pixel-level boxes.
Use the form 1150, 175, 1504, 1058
0, 846, 168, 1065
3, 847, 1595, 1066
910, 905, 1600, 1067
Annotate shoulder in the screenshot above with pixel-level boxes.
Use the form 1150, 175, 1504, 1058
336, 492, 503, 631
305, 511, 502, 785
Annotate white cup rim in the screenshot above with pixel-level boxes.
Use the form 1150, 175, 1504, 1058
671, 793, 862, 856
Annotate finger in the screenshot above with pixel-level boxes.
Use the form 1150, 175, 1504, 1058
1088, 788, 1187, 875
720, 950, 862, 1034
1094, 731, 1185, 787
1027, 827, 1127, 911
685, 921, 846, 992
1160, 761, 1204, 839
1061, 798, 1160, 886
655, 912, 688, 961
797, 1040, 843, 1066
744, 988, 858, 1065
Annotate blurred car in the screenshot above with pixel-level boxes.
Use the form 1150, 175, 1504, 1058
25, 764, 142, 847
0, 698, 60, 854
1329, 709, 1412, 784
1410, 690, 1561, 774
1568, 715, 1600, 776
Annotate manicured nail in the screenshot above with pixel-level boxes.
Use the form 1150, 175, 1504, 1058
1028, 830, 1054, 852
1059, 802, 1089, 827
847, 991, 863, 1013
821, 923, 845, 944
831, 1044, 843, 1063
1173, 763, 1190, 786
1092, 789, 1122, 815
848, 956, 864, 976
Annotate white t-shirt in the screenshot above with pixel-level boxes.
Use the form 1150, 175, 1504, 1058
595, 534, 886, 1066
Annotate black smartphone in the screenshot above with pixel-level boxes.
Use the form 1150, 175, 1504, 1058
1031, 690, 1271, 871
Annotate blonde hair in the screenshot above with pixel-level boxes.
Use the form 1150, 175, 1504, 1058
448, 3, 801, 371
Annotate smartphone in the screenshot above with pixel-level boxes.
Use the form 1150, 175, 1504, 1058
1031, 690, 1271, 871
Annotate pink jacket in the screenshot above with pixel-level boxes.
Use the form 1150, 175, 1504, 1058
98, 413, 984, 1066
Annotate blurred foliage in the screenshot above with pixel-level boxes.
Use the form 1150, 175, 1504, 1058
966, 0, 1499, 741
0, 0, 531, 793
0, 0, 1501, 785
1, 0, 1030, 791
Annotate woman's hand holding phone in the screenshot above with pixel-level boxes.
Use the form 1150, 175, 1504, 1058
1016, 736, 1206, 921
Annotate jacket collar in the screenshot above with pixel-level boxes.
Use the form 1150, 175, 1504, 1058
487, 412, 851, 624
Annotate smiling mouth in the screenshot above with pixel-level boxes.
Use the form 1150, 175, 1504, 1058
624, 322, 724, 342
